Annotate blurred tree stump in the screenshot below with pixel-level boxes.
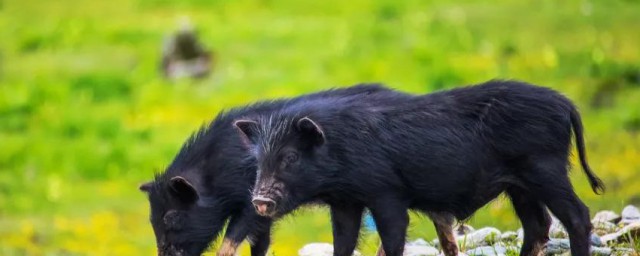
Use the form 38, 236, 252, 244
161, 20, 213, 80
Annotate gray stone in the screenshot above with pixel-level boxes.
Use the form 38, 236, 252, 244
298, 243, 361, 256
592, 210, 621, 224
590, 246, 612, 256
404, 244, 440, 256
458, 227, 502, 248
545, 238, 571, 255
620, 205, 640, 224
466, 245, 507, 256
590, 233, 603, 246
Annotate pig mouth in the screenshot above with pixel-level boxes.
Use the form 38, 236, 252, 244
159, 245, 186, 256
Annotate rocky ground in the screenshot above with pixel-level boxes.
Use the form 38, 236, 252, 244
299, 205, 640, 256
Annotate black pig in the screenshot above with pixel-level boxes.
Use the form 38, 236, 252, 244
139, 84, 388, 256
235, 80, 605, 256
140, 84, 460, 256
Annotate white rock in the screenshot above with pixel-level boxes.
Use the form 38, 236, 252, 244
299, 243, 333, 256
457, 227, 501, 248
612, 247, 635, 255
592, 210, 621, 224
549, 216, 568, 238
516, 228, 524, 241
599, 233, 617, 244
600, 222, 640, 244
466, 245, 507, 256
430, 238, 440, 249
592, 220, 618, 235
499, 231, 518, 242
620, 205, 640, 224
298, 243, 361, 256
404, 244, 439, 256
407, 238, 430, 246
455, 224, 476, 236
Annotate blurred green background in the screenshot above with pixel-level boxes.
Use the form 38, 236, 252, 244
1, 0, 640, 255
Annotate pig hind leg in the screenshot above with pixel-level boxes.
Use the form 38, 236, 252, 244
506, 187, 550, 256
522, 156, 592, 256
428, 212, 458, 256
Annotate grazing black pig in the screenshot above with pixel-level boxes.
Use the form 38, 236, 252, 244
139, 84, 460, 256
235, 80, 605, 256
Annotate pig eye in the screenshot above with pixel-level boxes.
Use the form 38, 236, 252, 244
283, 152, 299, 164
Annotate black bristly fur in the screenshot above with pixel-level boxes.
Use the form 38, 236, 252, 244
240, 80, 605, 256
140, 84, 392, 256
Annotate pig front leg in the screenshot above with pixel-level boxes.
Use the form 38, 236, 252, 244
220, 208, 272, 256
369, 197, 409, 256
248, 219, 273, 256
330, 204, 365, 256
375, 212, 458, 256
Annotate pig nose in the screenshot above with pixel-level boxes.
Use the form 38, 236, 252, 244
252, 196, 276, 216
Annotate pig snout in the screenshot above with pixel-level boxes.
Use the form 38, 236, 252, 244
251, 196, 277, 217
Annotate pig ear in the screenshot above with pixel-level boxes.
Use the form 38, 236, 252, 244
169, 176, 199, 204
234, 119, 259, 148
296, 117, 325, 147
139, 182, 153, 193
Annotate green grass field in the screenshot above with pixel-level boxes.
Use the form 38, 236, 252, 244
1, 0, 640, 255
